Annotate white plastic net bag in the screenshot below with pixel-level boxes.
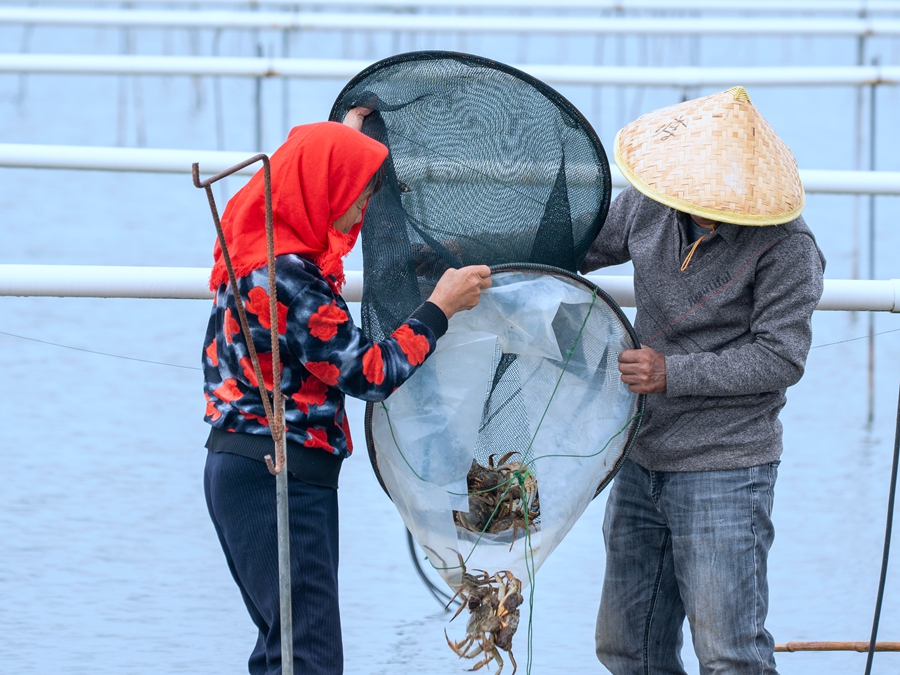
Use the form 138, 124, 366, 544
368, 268, 642, 587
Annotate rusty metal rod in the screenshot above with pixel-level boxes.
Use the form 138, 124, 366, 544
776, 642, 900, 652
193, 155, 293, 675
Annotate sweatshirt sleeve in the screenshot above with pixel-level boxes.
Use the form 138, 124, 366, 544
285, 275, 447, 402
665, 232, 824, 397
579, 188, 636, 273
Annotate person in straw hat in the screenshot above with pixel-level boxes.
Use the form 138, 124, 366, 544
581, 86, 825, 674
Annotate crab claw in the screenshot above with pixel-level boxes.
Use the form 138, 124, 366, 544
498, 591, 523, 617
446, 628, 475, 657
444, 628, 457, 650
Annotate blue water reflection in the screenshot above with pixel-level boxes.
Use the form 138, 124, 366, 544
1, 12, 900, 674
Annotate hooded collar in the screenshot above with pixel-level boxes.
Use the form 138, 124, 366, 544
712, 222, 740, 244
209, 121, 388, 292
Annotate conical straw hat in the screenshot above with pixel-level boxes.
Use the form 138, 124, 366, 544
614, 86, 804, 226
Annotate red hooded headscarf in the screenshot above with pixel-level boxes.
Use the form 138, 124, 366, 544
210, 121, 389, 291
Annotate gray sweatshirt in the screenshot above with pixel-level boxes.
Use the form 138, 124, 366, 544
580, 187, 826, 471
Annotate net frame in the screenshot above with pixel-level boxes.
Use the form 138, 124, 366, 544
364, 263, 645, 502
329, 50, 613, 340
330, 51, 610, 173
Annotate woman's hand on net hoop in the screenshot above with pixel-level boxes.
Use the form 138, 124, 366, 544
428, 266, 492, 319
618, 344, 667, 394
343, 107, 373, 132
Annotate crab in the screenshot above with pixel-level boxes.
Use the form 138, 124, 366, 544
445, 556, 524, 675
453, 452, 540, 546
493, 458, 539, 541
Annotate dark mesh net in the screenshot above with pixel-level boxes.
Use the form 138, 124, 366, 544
330, 51, 612, 341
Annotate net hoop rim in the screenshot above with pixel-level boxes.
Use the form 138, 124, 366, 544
327, 50, 612, 249
364, 263, 645, 501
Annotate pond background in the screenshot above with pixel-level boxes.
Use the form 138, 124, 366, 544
1, 4, 900, 673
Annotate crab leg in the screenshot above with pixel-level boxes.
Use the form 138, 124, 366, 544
495, 451, 517, 466
465, 643, 484, 661
469, 646, 503, 675
448, 595, 469, 621
447, 551, 474, 618
445, 629, 477, 657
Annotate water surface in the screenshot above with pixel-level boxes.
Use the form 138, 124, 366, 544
1, 11, 900, 674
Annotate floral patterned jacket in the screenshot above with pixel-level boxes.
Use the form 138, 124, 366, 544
202, 254, 447, 460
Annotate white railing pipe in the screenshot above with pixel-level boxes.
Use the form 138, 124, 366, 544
0, 55, 371, 79
2, 8, 900, 36
799, 169, 900, 196
4, 55, 900, 87
0, 265, 362, 301
0, 265, 215, 300
521, 65, 900, 87
815, 279, 900, 312
0, 143, 260, 175
8, 0, 900, 12
3, 143, 899, 196
584, 277, 900, 313
1, 265, 897, 312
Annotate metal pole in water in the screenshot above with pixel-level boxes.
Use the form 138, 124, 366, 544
117, 24, 128, 146
15, 21, 32, 105
253, 1, 263, 152
852, 20, 867, 288
867, 55, 878, 427
591, 34, 604, 135
211, 29, 228, 204
212, 29, 225, 151
255, 43, 264, 152
281, 28, 290, 139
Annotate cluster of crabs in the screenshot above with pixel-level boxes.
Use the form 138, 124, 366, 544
452, 452, 540, 540
443, 452, 540, 674
445, 561, 524, 675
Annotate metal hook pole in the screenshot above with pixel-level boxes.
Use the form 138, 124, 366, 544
193, 156, 293, 674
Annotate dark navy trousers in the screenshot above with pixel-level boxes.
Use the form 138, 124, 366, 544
204, 451, 343, 675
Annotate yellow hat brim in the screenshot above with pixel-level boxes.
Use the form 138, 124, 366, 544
613, 87, 805, 227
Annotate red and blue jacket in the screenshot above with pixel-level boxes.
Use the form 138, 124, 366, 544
202, 254, 447, 485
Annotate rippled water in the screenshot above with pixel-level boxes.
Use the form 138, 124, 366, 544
1, 11, 900, 674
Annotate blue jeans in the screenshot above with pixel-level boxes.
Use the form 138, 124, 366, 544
596, 458, 778, 675
205, 451, 342, 675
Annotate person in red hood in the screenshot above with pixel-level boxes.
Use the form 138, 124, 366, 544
202, 108, 491, 675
